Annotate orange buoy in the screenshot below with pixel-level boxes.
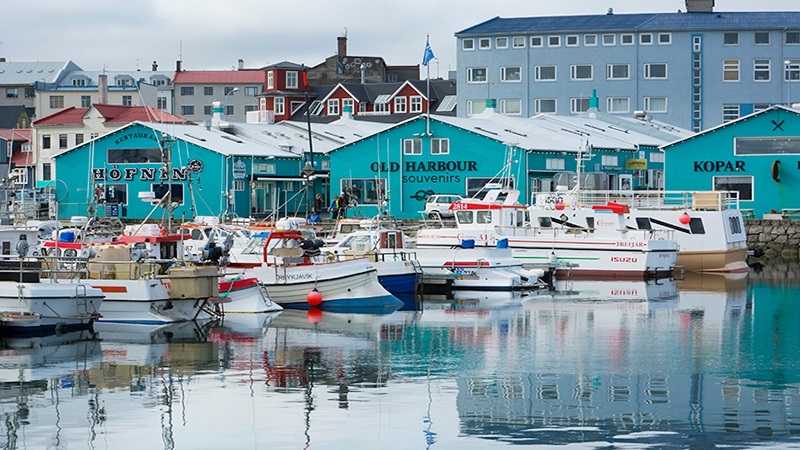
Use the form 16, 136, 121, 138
555, 202, 565, 211
307, 288, 322, 306
307, 307, 322, 323
679, 212, 691, 224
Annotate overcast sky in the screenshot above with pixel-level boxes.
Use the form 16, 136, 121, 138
3, 0, 799, 78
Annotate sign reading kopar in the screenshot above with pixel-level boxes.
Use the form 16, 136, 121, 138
693, 160, 746, 172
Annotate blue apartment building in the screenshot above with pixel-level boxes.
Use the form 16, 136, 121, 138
455, 5, 800, 131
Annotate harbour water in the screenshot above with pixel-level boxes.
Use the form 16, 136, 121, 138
1, 262, 799, 449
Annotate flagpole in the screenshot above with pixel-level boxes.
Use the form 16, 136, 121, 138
426, 33, 431, 137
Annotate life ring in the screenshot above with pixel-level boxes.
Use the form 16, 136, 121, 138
772, 160, 781, 182
325, 252, 336, 262
159, 226, 169, 236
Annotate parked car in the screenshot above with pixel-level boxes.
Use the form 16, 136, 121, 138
424, 194, 464, 219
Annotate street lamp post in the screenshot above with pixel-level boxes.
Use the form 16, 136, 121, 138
301, 162, 315, 219
302, 66, 317, 209
224, 87, 240, 120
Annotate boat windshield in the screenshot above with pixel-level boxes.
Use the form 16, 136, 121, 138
456, 211, 474, 224
242, 237, 266, 255
337, 234, 371, 251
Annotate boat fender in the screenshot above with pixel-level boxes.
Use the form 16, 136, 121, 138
325, 251, 336, 262
80, 247, 91, 258
772, 160, 780, 182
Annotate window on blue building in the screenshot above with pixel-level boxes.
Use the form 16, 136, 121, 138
431, 139, 449, 155
754, 59, 771, 81
108, 148, 163, 164
723, 60, 740, 81
467, 68, 487, 83
403, 138, 421, 155
340, 178, 385, 205
713, 176, 752, 201
105, 184, 128, 204
535, 66, 557, 81
151, 183, 184, 204
644, 63, 667, 79
755, 32, 770, 45
570, 65, 592, 80
535, 98, 557, 114
722, 104, 740, 122
644, 97, 667, 113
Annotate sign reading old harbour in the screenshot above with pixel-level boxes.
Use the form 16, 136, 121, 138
370, 160, 479, 184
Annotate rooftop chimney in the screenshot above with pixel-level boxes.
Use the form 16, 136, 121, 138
211, 100, 223, 128
360, 63, 366, 84
176, 60, 182, 72
152, 61, 158, 71
238, 59, 245, 70
337, 36, 347, 59
685, 0, 714, 12
98, 74, 108, 104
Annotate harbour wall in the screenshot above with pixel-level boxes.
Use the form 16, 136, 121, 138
746, 220, 800, 258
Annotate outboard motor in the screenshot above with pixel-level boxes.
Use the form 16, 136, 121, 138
202, 241, 223, 263
299, 238, 323, 258
130, 243, 150, 262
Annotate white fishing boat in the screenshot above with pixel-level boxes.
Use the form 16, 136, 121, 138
0, 228, 104, 335
529, 186, 748, 273
238, 227, 403, 310
413, 244, 545, 291
322, 218, 421, 295
417, 185, 680, 280
60, 228, 222, 325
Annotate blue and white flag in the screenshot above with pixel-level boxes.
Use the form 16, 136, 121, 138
422, 37, 435, 66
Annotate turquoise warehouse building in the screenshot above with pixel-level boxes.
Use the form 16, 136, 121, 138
329, 110, 677, 219
662, 105, 800, 219
52, 121, 306, 221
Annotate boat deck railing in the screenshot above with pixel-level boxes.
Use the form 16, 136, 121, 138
496, 225, 675, 241
535, 189, 741, 211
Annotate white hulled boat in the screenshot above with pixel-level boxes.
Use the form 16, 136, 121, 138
238, 227, 402, 310
529, 186, 748, 273
45, 226, 222, 325
416, 185, 680, 280
322, 218, 421, 295
0, 227, 104, 335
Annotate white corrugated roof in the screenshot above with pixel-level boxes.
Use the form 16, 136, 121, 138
0, 61, 75, 85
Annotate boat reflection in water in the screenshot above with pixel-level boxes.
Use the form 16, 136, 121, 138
3, 266, 800, 448
450, 272, 781, 447
0, 330, 102, 449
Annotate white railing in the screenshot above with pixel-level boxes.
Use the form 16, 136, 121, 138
533, 189, 741, 211
246, 110, 274, 124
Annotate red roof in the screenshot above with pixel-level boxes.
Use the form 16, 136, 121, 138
11, 150, 33, 167
94, 104, 191, 124
173, 70, 266, 84
34, 107, 89, 126
0, 128, 31, 142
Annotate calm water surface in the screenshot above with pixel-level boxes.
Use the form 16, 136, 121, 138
2, 263, 800, 449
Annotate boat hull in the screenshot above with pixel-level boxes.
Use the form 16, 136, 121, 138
0, 283, 103, 334
89, 279, 206, 324
414, 247, 542, 291
242, 259, 402, 310
219, 278, 282, 313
